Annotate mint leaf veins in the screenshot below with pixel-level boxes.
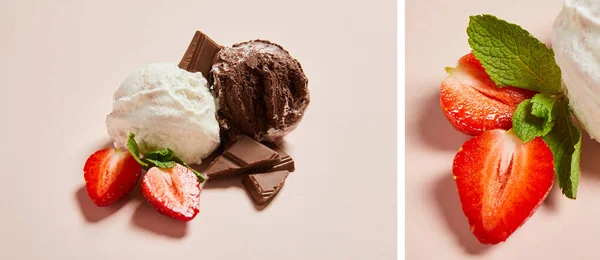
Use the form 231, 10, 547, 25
467, 14, 562, 94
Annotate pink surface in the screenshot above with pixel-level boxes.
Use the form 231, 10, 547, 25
0, 0, 396, 259
406, 0, 600, 259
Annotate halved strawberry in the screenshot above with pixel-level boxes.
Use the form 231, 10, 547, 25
141, 164, 201, 221
453, 129, 554, 244
84, 148, 142, 206
441, 53, 536, 136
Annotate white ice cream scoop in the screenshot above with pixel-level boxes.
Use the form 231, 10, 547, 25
106, 63, 220, 165
552, 0, 600, 141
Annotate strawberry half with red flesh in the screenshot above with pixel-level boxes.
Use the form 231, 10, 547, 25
453, 129, 554, 244
84, 148, 143, 207
441, 53, 536, 136
142, 163, 201, 221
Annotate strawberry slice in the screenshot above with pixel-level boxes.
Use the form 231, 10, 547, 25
441, 53, 536, 136
141, 164, 201, 221
453, 129, 554, 244
84, 148, 142, 207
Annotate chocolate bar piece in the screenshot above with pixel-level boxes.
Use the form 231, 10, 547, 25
263, 143, 295, 172
205, 136, 280, 179
242, 170, 289, 205
178, 31, 221, 78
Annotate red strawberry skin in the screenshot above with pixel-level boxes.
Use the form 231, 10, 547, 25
441, 53, 536, 136
453, 129, 554, 244
141, 164, 201, 221
84, 148, 142, 207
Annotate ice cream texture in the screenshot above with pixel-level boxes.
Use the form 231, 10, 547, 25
211, 40, 310, 143
552, 0, 600, 141
106, 63, 220, 164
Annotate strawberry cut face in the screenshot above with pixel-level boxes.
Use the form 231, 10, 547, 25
441, 53, 536, 136
142, 164, 201, 221
453, 129, 554, 244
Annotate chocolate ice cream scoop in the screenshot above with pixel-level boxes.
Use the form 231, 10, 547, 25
211, 40, 309, 143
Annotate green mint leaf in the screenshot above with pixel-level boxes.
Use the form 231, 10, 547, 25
126, 133, 148, 169
512, 93, 558, 142
512, 99, 539, 143
542, 100, 581, 199
467, 14, 562, 94
531, 93, 559, 122
172, 155, 207, 183
144, 159, 175, 169
530, 93, 558, 136
143, 148, 175, 162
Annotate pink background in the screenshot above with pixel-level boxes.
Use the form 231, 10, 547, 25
406, 0, 600, 259
0, 0, 396, 259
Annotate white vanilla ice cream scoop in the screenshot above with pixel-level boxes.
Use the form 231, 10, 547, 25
552, 0, 600, 141
106, 63, 220, 164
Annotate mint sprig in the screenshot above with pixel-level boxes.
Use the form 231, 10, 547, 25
127, 133, 148, 168
144, 148, 175, 162
144, 159, 175, 169
467, 14, 582, 199
126, 133, 207, 183
512, 93, 558, 142
467, 14, 562, 94
542, 100, 581, 199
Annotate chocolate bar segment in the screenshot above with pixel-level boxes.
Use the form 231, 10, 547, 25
205, 136, 280, 179
242, 170, 289, 205
263, 143, 295, 172
203, 155, 239, 177
178, 31, 221, 78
